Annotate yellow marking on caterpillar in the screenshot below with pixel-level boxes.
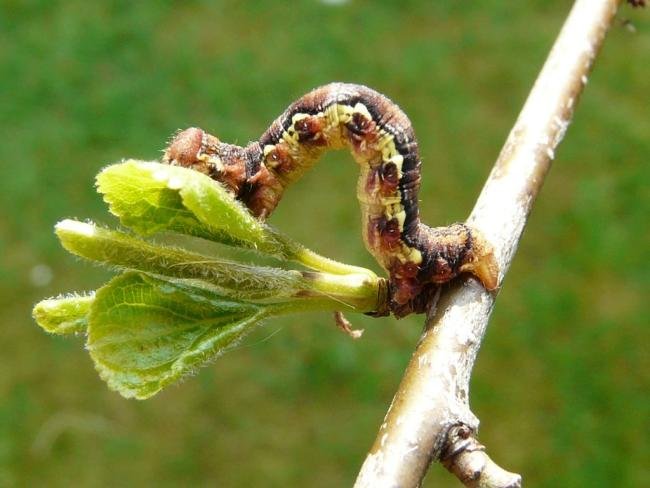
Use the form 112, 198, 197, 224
375, 132, 395, 152
384, 202, 406, 225
352, 102, 372, 120
397, 246, 423, 264
324, 104, 339, 125
282, 129, 299, 146
381, 143, 398, 161
381, 195, 402, 206
409, 248, 423, 264
291, 113, 310, 124
336, 104, 354, 124
388, 153, 404, 168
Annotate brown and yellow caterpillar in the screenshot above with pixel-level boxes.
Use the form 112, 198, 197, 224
163, 83, 498, 317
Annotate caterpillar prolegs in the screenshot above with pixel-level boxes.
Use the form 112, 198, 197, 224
163, 83, 498, 317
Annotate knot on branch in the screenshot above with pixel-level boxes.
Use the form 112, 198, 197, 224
441, 424, 522, 488
441, 424, 482, 461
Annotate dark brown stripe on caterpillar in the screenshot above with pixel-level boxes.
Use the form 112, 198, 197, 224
163, 83, 498, 316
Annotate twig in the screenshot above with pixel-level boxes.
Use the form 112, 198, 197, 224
355, 1, 624, 486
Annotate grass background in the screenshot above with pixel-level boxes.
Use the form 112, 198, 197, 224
1, 1, 648, 486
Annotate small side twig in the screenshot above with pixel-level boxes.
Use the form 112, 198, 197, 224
355, 0, 624, 486
440, 426, 520, 488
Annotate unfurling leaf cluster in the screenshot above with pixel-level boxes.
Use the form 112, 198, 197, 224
33, 160, 384, 399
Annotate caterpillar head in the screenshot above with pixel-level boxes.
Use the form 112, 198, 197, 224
163, 127, 221, 176
163, 127, 248, 196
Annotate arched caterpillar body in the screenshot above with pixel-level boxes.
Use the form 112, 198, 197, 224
163, 83, 498, 316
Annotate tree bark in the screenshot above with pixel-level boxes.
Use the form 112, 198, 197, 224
355, 0, 624, 486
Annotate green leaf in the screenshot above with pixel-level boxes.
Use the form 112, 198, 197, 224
88, 272, 266, 399
171, 166, 265, 244
55, 219, 306, 301
97, 160, 207, 236
96, 160, 277, 251
32, 294, 94, 335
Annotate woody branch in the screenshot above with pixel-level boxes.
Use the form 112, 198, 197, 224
355, 0, 627, 486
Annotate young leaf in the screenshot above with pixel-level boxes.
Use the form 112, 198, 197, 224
55, 220, 384, 312
96, 160, 278, 252
97, 160, 208, 237
55, 219, 306, 301
170, 166, 266, 244
87, 272, 267, 399
33, 294, 94, 335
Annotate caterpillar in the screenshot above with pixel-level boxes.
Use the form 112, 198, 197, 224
163, 83, 498, 317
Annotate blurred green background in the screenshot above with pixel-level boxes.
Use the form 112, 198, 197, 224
1, 1, 648, 486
